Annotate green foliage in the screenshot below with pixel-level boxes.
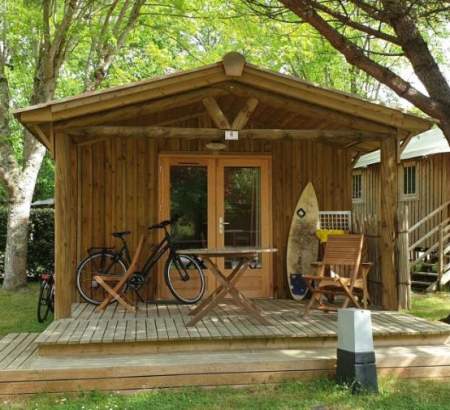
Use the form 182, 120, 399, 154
2, 0, 448, 207
0, 208, 54, 277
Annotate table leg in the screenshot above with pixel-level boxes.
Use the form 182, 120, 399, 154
187, 258, 248, 326
188, 258, 245, 316
187, 256, 270, 326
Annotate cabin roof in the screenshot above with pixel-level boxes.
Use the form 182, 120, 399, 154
14, 52, 434, 154
354, 127, 449, 168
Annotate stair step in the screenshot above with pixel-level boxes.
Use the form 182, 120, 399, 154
412, 272, 438, 277
412, 280, 436, 287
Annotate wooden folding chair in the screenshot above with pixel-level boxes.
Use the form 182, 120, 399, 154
303, 234, 372, 316
95, 235, 146, 313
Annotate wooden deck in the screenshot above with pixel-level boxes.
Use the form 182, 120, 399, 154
34, 300, 450, 356
1, 300, 450, 395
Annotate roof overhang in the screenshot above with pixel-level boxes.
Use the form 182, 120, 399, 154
14, 52, 435, 153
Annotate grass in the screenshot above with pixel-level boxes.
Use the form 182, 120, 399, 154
2, 378, 450, 410
409, 291, 450, 321
0, 286, 450, 409
0, 282, 51, 336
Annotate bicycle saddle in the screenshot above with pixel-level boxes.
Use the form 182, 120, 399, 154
112, 231, 131, 238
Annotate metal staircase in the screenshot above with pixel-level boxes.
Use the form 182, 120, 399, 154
407, 201, 450, 292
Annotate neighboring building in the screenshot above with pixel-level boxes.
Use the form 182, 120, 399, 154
353, 127, 450, 218
353, 127, 450, 256
31, 198, 55, 208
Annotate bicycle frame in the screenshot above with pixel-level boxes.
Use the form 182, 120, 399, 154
113, 226, 177, 281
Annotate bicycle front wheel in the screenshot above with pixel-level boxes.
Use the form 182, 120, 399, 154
37, 282, 52, 323
164, 255, 205, 304
76, 252, 127, 305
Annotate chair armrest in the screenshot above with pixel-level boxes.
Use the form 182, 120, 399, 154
359, 262, 373, 278
311, 261, 323, 267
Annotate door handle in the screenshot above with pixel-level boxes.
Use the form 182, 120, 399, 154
219, 217, 230, 234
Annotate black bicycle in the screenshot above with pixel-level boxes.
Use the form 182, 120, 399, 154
37, 272, 55, 323
76, 218, 205, 305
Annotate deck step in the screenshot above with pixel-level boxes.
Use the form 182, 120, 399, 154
2, 344, 450, 395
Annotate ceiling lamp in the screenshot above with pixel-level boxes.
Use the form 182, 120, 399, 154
205, 141, 227, 151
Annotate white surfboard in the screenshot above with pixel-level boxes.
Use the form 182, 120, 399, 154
286, 182, 320, 300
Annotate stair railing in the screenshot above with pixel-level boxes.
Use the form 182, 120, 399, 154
403, 200, 450, 291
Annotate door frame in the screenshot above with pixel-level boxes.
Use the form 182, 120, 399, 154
158, 153, 273, 299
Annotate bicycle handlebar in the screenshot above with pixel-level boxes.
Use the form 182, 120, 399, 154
148, 215, 180, 230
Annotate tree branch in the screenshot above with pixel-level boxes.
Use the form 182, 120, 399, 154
381, 0, 450, 113
306, 0, 401, 44
348, 0, 389, 23
85, 0, 145, 90
278, 0, 443, 119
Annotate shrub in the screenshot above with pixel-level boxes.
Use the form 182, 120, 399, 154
0, 207, 54, 277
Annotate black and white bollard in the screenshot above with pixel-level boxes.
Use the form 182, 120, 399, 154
336, 308, 378, 394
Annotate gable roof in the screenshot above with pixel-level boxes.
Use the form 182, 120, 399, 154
14, 52, 434, 152
354, 127, 449, 168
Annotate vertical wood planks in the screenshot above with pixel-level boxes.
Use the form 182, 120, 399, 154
76, 136, 352, 299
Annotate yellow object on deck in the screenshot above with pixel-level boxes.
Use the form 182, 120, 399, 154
316, 229, 345, 243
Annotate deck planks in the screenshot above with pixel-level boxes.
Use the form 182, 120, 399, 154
1, 299, 450, 395
34, 300, 450, 349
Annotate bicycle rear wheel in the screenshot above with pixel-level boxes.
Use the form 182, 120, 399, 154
37, 282, 52, 323
164, 255, 205, 304
76, 252, 127, 305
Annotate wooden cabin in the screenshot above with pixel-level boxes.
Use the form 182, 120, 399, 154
14, 53, 433, 318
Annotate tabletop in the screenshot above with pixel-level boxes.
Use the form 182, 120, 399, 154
177, 247, 278, 257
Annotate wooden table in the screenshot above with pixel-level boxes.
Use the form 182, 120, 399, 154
178, 247, 277, 327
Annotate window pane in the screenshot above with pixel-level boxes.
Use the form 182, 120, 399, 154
223, 167, 261, 269
404, 165, 416, 195
352, 174, 362, 199
170, 165, 208, 249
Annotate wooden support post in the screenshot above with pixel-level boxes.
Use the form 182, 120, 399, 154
397, 204, 411, 310
380, 137, 399, 310
55, 133, 78, 318
438, 223, 444, 290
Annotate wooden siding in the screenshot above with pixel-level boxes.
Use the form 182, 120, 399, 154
76, 136, 352, 301
353, 153, 450, 247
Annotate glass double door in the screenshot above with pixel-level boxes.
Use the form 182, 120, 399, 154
159, 155, 272, 299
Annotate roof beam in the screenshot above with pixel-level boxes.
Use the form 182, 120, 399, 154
241, 66, 433, 133
219, 82, 397, 135
55, 88, 228, 130
399, 132, 414, 155
202, 97, 231, 129
67, 126, 388, 145
232, 98, 259, 130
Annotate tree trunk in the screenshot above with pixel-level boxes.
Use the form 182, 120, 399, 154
2, 144, 46, 289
